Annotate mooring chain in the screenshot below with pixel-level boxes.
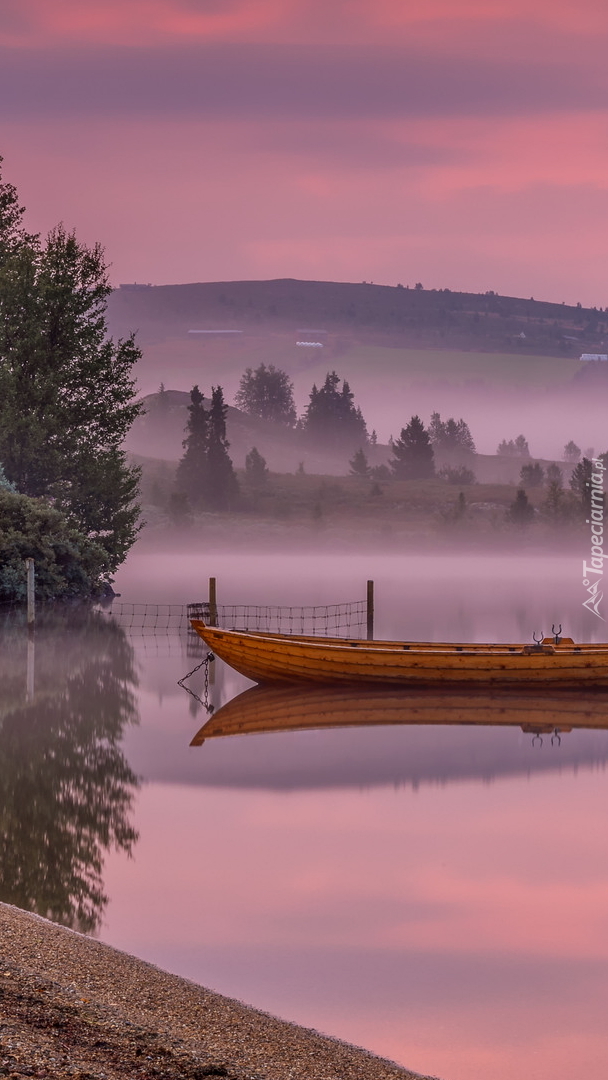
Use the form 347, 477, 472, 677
177, 651, 215, 713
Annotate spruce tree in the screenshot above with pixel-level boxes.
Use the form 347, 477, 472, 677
390, 416, 435, 479
570, 458, 594, 517
206, 386, 239, 509
349, 448, 371, 477
507, 489, 535, 525
176, 386, 208, 506
519, 462, 544, 487
245, 447, 269, 488
429, 412, 476, 454
303, 371, 367, 449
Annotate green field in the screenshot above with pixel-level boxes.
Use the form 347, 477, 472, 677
136, 334, 580, 402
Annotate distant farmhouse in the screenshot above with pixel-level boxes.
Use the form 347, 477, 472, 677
580, 353, 608, 361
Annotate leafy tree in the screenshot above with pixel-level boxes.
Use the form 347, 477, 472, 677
563, 440, 581, 463
519, 462, 545, 487
429, 412, 476, 454
349, 448, 371, 478
0, 488, 108, 601
507, 489, 535, 525
390, 416, 435, 479
175, 385, 208, 506
235, 364, 296, 426
438, 465, 476, 485
245, 446, 269, 488
302, 371, 367, 449
206, 386, 240, 509
0, 163, 142, 580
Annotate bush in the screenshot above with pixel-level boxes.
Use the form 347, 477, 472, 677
438, 465, 476, 485
0, 489, 109, 601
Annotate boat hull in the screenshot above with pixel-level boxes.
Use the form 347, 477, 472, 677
190, 622, 608, 688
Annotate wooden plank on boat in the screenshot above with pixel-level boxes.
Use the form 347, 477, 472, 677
190, 621, 608, 688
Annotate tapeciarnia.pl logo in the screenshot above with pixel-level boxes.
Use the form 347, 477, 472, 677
582, 458, 606, 619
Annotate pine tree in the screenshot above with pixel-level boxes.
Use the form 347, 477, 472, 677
245, 447, 269, 488
570, 457, 594, 517
429, 412, 476, 454
175, 386, 209, 506
507, 489, 535, 525
206, 386, 239, 509
390, 416, 435, 479
302, 371, 367, 449
546, 463, 563, 486
349, 448, 371, 477
541, 480, 569, 522
497, 435, 530, 458
519, 462, 544, 487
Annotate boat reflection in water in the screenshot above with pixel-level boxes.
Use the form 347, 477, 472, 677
191, 683, 608, 746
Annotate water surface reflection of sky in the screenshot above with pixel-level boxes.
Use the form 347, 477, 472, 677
3, 552, 608, 1080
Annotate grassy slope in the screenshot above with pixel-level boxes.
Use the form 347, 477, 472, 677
134, 335, 579, 399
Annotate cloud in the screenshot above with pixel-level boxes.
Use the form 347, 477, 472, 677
1, 43, 607, 123
4, 0, 608, 48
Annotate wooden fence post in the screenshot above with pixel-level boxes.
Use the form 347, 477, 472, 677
366, 579, 374, 640
208, 576, 217, 627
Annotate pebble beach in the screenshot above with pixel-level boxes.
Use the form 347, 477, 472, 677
0, 904, 438, 1080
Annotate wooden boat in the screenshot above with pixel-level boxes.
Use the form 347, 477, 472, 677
191, 683, 608, 745
190, 621, 608, 688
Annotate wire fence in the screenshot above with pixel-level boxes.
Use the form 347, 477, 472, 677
188, 601, 367, 636
102, 599, 367, 638
100, 603, 188, 633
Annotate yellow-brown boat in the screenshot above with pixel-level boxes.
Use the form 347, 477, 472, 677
190, 683, 608, 745
190, 621, 608, 688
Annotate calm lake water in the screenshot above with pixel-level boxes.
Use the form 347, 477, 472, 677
2, 550, 608, 1080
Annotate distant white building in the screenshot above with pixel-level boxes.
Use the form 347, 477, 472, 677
296, 341, 324, 348
580, 353, 608, 361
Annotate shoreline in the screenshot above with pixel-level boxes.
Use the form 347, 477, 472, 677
0, 903, 439, 1080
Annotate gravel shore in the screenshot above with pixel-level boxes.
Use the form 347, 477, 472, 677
0, 904, 439, 1080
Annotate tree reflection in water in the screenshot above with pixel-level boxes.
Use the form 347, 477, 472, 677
0, 607, 140, 933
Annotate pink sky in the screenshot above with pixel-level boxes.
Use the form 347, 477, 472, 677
2, 0, 608, 303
